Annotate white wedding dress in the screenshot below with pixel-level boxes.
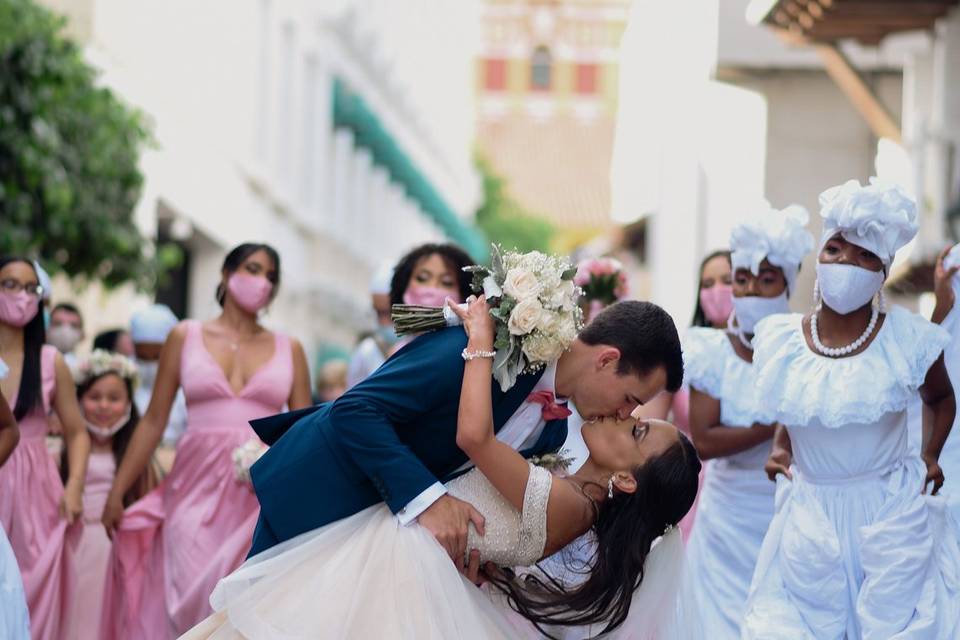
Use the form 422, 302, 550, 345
182, 463, 691, 640
742, 307, 960, 640
0, 523, 29, 639
681, 327, 775, 639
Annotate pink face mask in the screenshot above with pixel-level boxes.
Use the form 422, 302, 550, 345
699, 284, 733, 325
403, 285, 459, 308
0, 291, 40, 328
227, 273, 274, 314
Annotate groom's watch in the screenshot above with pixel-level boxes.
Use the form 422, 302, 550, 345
461, 347, 496, 361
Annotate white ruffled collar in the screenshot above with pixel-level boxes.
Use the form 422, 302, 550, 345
751, 307, 949, 429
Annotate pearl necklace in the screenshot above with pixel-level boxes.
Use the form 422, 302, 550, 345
810, 303, 879, 357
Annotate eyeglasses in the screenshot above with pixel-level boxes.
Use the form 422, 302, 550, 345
0, 279, 44, 298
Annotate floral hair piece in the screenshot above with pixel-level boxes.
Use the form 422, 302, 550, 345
730, 202, 814, 295
71, 349, 140, 391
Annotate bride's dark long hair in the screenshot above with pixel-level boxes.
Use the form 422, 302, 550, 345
489, 431, 701, 638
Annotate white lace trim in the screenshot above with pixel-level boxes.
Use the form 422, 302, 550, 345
752, 307, 950, 429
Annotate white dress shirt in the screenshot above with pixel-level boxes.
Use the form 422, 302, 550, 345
397, 362, 561, 525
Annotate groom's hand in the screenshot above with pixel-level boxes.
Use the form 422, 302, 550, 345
419, 494, 486, 569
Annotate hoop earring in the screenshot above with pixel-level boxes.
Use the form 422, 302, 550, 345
607, 475, 615, 499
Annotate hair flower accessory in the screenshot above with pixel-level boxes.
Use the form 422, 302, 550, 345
71, 350, 140, 390
818, 177, 918, 266
392, 244, 583, 392
730, 201, 814, 294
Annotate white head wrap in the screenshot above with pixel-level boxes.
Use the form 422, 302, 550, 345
730, 202, 814, 294
818, 177, 918, 268
33, 261, 52, 301
369, 262, 394, 296
130, 304, 178, 344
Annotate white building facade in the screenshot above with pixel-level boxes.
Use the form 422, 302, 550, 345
42, 0, 484, 363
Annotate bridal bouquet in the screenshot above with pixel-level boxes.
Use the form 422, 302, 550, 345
232, 438, 268, 485
393, 245, 583, 392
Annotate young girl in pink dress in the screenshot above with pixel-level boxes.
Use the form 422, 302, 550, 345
100, 244, 312, 638
60, 351, 157, 640
0, 257, 90, 640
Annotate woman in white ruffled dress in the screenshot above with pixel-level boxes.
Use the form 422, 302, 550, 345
684, 203, 813, 638
743, 179, 960, 639
182, 296, 702, 640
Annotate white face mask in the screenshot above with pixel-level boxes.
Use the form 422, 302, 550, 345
816, 262, 885, 315
84, 407, 132, 442
137, 360, 159, 388
48, 324, 82, 354
732, 292, 790, 334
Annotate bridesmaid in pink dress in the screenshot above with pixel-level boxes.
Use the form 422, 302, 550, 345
61, 351, 156, 640
634, 250, 732, 541
0, 257, 91, 640
101, 244, 312, 638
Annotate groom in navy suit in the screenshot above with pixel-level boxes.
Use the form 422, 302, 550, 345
247, 301, 684, 567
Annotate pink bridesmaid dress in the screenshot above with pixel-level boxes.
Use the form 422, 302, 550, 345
61, 450, 116, 639
0, 345, 65, 640
102, 320, 293, 639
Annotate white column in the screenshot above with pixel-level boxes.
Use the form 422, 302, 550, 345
350, 148, 373, 254
925, 9, 960, 251
331, 129, 354, 242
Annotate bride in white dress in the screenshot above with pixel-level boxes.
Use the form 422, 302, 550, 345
743, 179, 960, 639
182, 295, 702, 640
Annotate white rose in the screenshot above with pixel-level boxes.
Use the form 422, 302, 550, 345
503, 268, 540, 301
547, 279, 576, 310
508, 298, 546, 336
522, 333, 566, 363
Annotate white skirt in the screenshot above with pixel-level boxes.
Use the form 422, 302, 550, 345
179, 504, 523, 639
0, 524, 29, 640
743, 457, 960, 639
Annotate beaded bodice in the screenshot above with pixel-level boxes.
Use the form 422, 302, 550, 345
446, 463, 553, 566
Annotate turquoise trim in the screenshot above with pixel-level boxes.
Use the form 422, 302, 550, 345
332, 78, 488, 260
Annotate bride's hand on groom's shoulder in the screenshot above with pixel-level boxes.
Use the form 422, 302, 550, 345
448, 295, 495, 350
418, 494, 486, 574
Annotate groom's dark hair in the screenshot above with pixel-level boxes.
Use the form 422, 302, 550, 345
578, 300, 684, 393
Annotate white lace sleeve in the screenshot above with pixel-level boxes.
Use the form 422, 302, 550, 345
518, 464, 553, 564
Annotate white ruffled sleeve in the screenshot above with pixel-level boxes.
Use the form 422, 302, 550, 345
683, 328, 728, 398
884, 306, 950, 388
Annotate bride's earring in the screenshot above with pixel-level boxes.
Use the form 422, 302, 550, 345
607, 475, 615, 499
813, 278, 821, 307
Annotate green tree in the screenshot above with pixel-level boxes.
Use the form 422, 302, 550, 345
474, 154, 555, 254
0, 0, 171, 288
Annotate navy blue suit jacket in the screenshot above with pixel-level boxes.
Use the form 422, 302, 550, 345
248, 327, 568, 549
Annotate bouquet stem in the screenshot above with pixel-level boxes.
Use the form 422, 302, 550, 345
392, 304, 451, 336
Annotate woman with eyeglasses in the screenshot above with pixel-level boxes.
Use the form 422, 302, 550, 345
0, 256, 91, 640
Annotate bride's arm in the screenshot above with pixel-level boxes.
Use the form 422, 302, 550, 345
450, 296, 535, 511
